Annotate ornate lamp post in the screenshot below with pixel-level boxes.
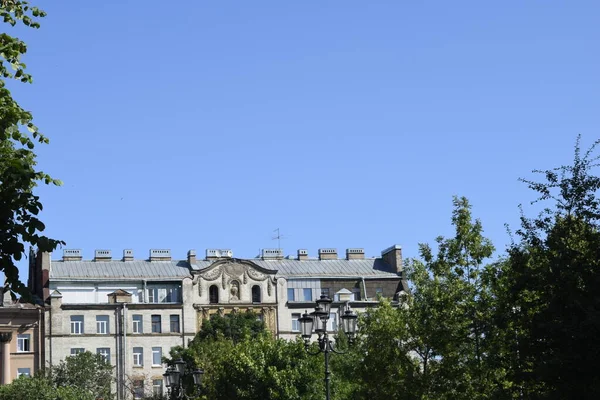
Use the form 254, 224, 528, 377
299, 295, 358, 400
163, 358, 204, 400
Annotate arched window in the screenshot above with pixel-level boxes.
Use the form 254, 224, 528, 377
252, 285, 261, 303
209, 285, 219, 304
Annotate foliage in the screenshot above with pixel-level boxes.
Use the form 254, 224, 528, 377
195, 312, 265, 343
48, 351, 114, 400
166, 313, 322, 400
0, 0, 63, 300
498, 136, 600, 399
0, 375, 95, 400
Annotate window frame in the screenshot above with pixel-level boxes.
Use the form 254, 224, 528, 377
70, 348, 85, 356
132, 347, 143, 367
152, 379, 163, 397
291, 313, 301, 332
17, 368, 31, 377
132, 314, 143, 334
133, 379, 144, 399
252, 285, 261, 303
151, 315, 161, 333
287, 288, 295, 301
97, 347, 111, 363
17, 334, 31, 352
152, 347, 162, 366
169, 314, 180, 333
96, 315, 109, 334
303, 288, 313, 301
70, 315, 84, 335
209, 285, 219, 304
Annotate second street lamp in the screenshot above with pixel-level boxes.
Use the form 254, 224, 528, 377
299, 295, 358, 400
163, 358, 204, 400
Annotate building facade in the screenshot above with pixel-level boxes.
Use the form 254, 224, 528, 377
31, 244, 406, 399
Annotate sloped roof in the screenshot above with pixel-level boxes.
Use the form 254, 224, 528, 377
49, 260, 192, 280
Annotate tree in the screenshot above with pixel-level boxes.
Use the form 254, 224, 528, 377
166, 312, 323, 400
0, 0, 63, 300
48, 351, 114, 400
0, 375, 95, 400
498, 136, 600, 399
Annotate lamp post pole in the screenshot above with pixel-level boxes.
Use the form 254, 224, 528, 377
299, 295, 358, 400
163, 358, 204, 400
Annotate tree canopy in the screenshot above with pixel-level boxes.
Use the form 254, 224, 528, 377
0, 0, 63, 300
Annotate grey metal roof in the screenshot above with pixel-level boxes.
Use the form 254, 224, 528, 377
192, 258, 399, 278
50, 258, 399, 280
49, 260, 192, 280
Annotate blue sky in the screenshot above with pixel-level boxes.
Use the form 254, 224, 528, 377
10, 1, 600, 277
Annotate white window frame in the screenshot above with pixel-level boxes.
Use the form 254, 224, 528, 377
70, 315, 84, 335
96, 315, 109, 334
291, 313, 301, 332
132, 314, 143, 334
17, 334, 30, 352
152, 379, 163, 397
17, 368, 31, 377
97, 347, 110, 363
70, 348, 85, 356
327, 313, 338, 332
152, 347, 162, 366
133, 347, 143, 367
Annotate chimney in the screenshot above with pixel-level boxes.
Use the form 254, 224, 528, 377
297, 249, 308, 261
62, 249, 82, 261
381, 245, 402, 273
318, 248, 337, 260
149, 249, 171, 261
206, 249, 233, 260
262, 249, 283, 260
123, 249, 134, 261
346, 248, 365, 260
187, 250, 197, 265
94, 249, 112, 262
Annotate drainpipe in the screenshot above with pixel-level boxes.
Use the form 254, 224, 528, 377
361, 277, 367, 301
123, 303, 127, 392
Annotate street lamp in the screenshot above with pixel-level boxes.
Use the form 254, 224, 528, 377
299, 295, 358, 400
163, 358, 204, 399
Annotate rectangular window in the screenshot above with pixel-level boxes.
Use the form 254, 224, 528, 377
375, 287, 384, 298
70, 315, 84, 334
170, 315, 180, 333
96, 315, 109, 334
70, 348, 85, 356
133, 347, 143, 367
17, 368, 31, 377
166, 286, 181, 303
147, 287, 158, 303
152, 379, 163, 397
17, 334, 30, 352
291, 313, 301, 332
133, 380, 144, 399
152, 347, 162, 366
352, 288, 361, 301
303, 288, 313, 301
132, 314, 143, 334
321, 288, 331, 298
328, 313, 338, 332
151, 315, 161, 333
287, 288, 295, 301
97, 348, 111, 363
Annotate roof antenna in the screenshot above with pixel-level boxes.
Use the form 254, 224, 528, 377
271, 228, 287, 251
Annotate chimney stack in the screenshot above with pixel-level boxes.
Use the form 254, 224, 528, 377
149, 249, 171, 261
381, 245, 402, 273
94, 249, 112, 262
206, 249, 233, 260
187, 250, 197, 265
63, 249, 82, 261
318, 248, 337, 260
346, 248, 365, 260
297, 249, 308, 261
123, 249, 134, 261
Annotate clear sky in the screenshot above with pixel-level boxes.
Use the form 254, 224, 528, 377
10, 1, 600, 278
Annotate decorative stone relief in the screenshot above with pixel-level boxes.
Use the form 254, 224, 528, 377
243, 270, 248, 284
201, 266, 222, 281
222, 273, 226, 290
230, 280, 240, 301
224, 262, 245, 277
247, 268, 267, 281
267, 280, 272, 296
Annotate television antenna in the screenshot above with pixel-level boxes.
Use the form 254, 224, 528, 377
271, 228, 288, 251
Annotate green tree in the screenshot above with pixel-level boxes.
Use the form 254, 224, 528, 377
48, 351, 114, 400
498, 136, 600, 399
0, 375, 95, 400
196, 312, 265, 343
0, 0, 63, 300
